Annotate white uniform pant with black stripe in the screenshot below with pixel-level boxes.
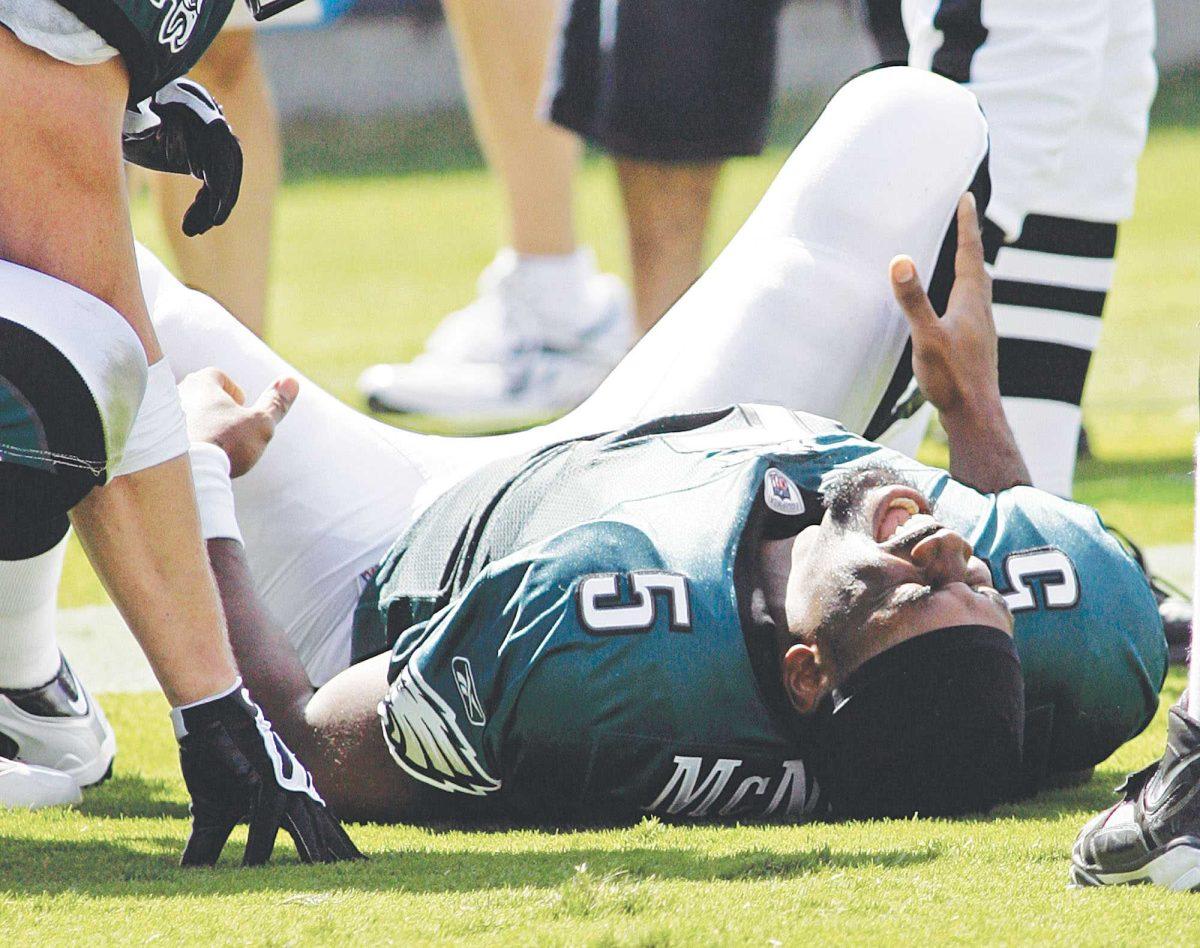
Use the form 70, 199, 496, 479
904, 0, 1156, 495
140, 67, 989, 686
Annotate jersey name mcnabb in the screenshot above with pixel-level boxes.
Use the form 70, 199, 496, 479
647, 755, 820, 821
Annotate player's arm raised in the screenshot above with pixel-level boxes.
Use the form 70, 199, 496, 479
889, 193, 1032, 494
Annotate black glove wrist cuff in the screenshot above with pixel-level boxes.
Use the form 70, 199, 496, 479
170, 677, 254, 740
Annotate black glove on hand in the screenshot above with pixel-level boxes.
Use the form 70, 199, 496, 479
172, 680, 363, 867
123, 79, 243, 237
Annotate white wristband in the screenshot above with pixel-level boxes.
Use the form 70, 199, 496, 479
188, 442, 244, 544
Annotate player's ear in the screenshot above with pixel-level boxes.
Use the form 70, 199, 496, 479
782, 643, 828, 715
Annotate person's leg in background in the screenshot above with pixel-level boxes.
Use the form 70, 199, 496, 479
548, 0, 783, 334
151, 25, 280, 336
357, 0, 632, 424
615, 160, 721, 334
900, 0, 1156, 497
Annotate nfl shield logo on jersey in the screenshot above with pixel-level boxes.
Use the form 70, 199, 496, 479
764, 468, 805, 516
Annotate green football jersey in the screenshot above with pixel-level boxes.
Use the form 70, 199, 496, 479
354, 406, 1165, 822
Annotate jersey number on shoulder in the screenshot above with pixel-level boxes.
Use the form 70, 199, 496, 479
577, 571, 693, 635
997, 547, 1080, 613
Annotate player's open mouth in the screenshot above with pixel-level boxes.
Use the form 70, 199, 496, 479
871, 486, 939, 546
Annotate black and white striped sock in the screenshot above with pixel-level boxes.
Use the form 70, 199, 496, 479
987, 214, 1117, 497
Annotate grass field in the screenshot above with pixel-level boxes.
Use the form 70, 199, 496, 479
4, 70, 1197, 943
2, 677, 1197, 945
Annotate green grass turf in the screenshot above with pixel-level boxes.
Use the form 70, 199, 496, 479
2, 673, 1197, 944
55, 73, 1198, 608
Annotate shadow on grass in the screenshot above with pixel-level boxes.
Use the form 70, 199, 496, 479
77, 774, 190, 821
0, 837, 941, 899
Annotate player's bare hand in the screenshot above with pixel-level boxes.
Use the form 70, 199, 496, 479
889, 193, 999, 420
178, 368, 299, 477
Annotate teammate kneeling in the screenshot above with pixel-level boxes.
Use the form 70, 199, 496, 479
0, 0, 359, 863
125, 69, 1163, 825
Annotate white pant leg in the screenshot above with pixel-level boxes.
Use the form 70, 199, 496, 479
906, 0, 1155, 496
904, 0, 1112, 238
138, 246, 434, 685
542, 67, 989, 442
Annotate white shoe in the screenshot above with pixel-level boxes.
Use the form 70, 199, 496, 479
0, 652, 116, 789
0, 757, 81, 809
358, 248, 633, 424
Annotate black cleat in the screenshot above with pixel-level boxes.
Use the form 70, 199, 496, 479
1071, 701, 1200, 890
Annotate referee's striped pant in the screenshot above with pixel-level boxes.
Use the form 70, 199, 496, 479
869, 0, 1156, 497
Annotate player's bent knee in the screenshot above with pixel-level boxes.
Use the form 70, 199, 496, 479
0, 261, 148, 552
752, 67, 989, 259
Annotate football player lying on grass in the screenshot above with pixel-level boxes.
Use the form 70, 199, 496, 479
7, 70, 1166, 849
133, 69, 1163, 837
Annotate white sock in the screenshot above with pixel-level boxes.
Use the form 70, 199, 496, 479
0, 536, 68, 690
509, 247, 603, 345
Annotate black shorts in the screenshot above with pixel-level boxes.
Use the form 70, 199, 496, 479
53, 0, 235, 102
547, 0, 783, 162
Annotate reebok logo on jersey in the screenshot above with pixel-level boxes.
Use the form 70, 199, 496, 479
764, 468, 805, 516
151, 0, 204, 53
452, 657, 486, 727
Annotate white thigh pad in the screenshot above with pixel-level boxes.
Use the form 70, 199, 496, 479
0, 260, 147, 484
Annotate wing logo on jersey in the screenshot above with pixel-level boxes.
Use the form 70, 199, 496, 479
150, 0, 204, 53
378, 664, 501, 796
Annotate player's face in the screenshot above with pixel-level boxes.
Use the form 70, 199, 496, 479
787, 468, 1013, 687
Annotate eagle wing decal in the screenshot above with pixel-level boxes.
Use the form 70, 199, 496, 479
377, 663, 501, 796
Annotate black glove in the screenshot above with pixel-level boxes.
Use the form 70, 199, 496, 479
123, 79, 243, 237
171, 680, 363, 867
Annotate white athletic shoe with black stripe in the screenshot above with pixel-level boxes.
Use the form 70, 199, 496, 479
0, 653, 115, 790
1071, 702, 1200, 891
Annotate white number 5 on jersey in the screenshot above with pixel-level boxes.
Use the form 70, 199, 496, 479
999, 547, 1080, 613
577, 571, 693, 634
